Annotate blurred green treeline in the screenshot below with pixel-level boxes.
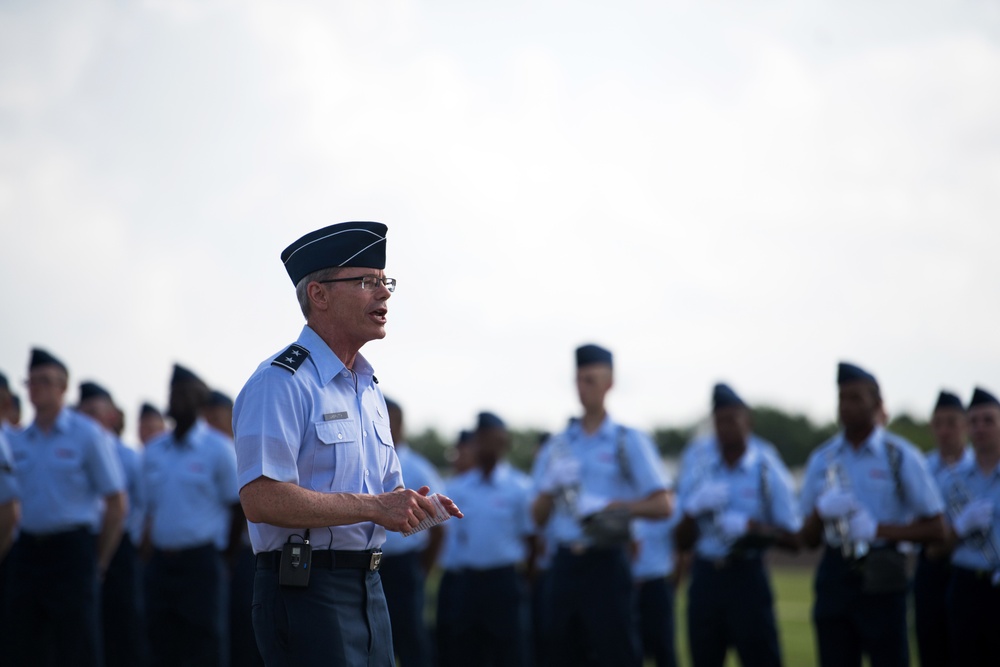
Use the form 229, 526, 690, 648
409, 407, 936, 473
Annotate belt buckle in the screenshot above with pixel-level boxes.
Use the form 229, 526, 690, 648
369, 551, 382, 571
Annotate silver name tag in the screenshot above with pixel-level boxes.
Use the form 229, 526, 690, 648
324, 411, 349, 421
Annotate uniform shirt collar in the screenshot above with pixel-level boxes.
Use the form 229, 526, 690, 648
298, 325, 375, 386
836, 425, 886, 457
171, 419, 210, 448
477, 461, 511, 484
568, 414, 615, 439
708, 437, 759, 473
958, 455, 1000, 482
26, 406, 73, 438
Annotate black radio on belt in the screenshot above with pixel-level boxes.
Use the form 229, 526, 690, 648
279, 531, 312, 588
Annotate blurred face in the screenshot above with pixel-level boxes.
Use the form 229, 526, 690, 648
930, 408, 967, 451
576, 364, 613, 412
475, 427, 509, 468
168, 380, 209, 423
968, 405, 1000, 453
78, 396, 117, 431
713, 406, 751, 449
27, 365, 68, 412
203, 405, 233, 437
838, 381, 880, 432
139, 413, 166, 445
314, 270, 391, 349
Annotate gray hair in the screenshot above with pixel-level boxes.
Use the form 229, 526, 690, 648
295, 266, 341, 319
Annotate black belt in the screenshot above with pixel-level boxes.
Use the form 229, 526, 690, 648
19, 526, 91, 544
256, 549, 383, 572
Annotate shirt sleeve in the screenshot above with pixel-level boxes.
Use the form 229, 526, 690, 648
900, 444, 945, 517
216, 438, 241, 505
764, 454, 802, 532
233, 369, 307, 489
798, 450, 826, 517
626, 429, 668, 498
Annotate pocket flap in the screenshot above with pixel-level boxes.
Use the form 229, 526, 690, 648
315, 420, 357, 445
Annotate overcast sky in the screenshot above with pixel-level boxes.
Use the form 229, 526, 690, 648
2, 0, 999, 441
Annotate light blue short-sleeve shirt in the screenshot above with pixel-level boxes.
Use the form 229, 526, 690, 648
233, 325, 403, 553
677, 441, 800, 559
940, 459, 1000, 571
0, 427, 19, 505
10, 407, 124, 534
381, 444, 445, 556
116, 439, 146, 545
531, 415, 668, 547
144, 420, 239, 550
800, 427, 944, 548
444, 462, 534, 569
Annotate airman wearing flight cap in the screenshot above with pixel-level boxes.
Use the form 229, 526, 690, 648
142, 364, 241, 667
674, 383, 800, 667
914, 390, 971, 667
531, 344, 671, 667
444, 411, 536, 667
5, 348, 127, 667
76, 380, 148, 667
233, 221, 463, 667
137, 402, 166, 447
799, 362, 944, 667
937, 387, 1000, 665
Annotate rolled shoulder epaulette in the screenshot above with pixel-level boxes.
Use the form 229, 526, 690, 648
271, 344, 310, 373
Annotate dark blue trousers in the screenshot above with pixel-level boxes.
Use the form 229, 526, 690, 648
687, 557, 780, 667
947, 566, 1000, 666
636, 576, 678, 667
146, 544, 227, 667
434, 569, 463, 667
812, 547, 908, 667
4, 528, 102, 667
913, 551, 950, 667
379, 551, 431, 667
452, 565, 529, 667
229, 544, 264, 667
547, 546, 640, 667
251, 556, 394, 667
103, 536, 149, 667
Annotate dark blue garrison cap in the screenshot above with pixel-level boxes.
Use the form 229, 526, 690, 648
837, 362, 878, 386
969, 387, 1000, 410
207, 390, 233, 409
476, 411, 506, 431
712, 383, 747, 411
281, 221, 388, 286
576, 344, 613, 369
171, 364, 204, 386
140, 402, 162, 418
934, 391, 964, 412
30, 347, 67, 373
0, 371, 8, 391
79, 381, 112, 403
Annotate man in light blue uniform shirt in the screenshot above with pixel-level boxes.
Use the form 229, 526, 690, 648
379, 398, 445, 667
143, 364, 241, 667
799, 362, 944, 667
674, 383, 800, 667
77, 381, 148, 667
445, 411, 536, 667
5, 348, 127, 667
939, 387, 1000, 664
234, 221, 463, 667
532, 344, 671, 667
914, 390, 971, 667
0, 370, 20, 560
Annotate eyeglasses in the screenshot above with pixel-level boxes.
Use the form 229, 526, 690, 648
318, 275, 396, 293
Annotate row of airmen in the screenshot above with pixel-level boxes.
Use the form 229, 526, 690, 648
2, 343, 1000, 667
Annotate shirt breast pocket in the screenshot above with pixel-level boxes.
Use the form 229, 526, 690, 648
373, 421, 393, 477
312, 420, 360, 492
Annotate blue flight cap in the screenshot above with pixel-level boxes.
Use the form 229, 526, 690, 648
837, 362, 878, 386
476, 411, 506, 431
456, 429, 474, 448
576, 344, 613, 369
281, 221, 388, 286
0, 371, 8, 391
79, 381, 112, 403
171, 364, 204, 386
140, 402, 162, 418
934, 391, 964, 412
712, 383, 747, 411
968, 387, 1000, 410
30, 347, 68, 374
207, 390, 233, 409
